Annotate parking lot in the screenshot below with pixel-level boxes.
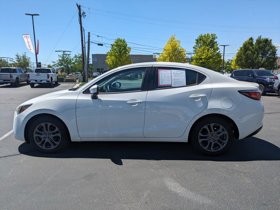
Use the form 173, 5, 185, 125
0, 83, 280, 210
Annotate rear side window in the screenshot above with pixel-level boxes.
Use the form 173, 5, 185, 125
254, 70, 274, 77
35, 68, 51, 73
0, 68, 17, 73
156, 68, 206, 89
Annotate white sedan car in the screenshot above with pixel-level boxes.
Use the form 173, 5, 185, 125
273, 73, 280, 96
13, 62, 264, 155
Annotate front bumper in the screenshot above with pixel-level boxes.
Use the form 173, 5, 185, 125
13, 111, 26, 141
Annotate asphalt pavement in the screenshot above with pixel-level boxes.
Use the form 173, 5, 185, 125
0, 83, 280, 210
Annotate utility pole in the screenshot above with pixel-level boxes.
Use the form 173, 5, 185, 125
86, 32, 90, 82
25, 13, 39, 67
76, 4, 86, 82
220, 44, 229, 73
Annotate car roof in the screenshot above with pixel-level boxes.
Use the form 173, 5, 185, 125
79, 62, 238, 92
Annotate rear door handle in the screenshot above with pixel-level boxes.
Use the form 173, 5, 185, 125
189, 94, 206, 99
126, 99, 142, 105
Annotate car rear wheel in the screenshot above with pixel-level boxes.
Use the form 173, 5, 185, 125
12, 78, 19, 87
28, 116, 69, 153
30, 84, 35, 88
191, 117, 234, 155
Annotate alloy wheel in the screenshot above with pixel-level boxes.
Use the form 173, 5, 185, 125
198, 123, 229, 152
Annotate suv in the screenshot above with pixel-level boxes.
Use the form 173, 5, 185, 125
231, 69, 277, 95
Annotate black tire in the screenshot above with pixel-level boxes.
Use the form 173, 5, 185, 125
30, 84, 35, 88
27, 116, 70, 153
12, 78, 19, 87
49, 78, 53, 87
55, 80, 58, 85
190, 117, 234, 156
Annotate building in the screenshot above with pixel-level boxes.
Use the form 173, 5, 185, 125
92, 54, 156, 72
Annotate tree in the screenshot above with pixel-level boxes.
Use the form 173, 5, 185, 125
235, 36, 277, 69
191, 33, 222, 71
106, 38, 132, 69
0, 58, 9, 68
53, 54, 72, 74
14, 53, 30, 69
224, 59, 233, 72
157, 35, 187, 63
231, 56, 240, 70
71, 54, 83, 73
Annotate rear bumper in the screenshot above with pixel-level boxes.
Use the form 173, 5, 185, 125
29, 80, 51, 84
264, 84, 276, 93
244, 126, 263, 139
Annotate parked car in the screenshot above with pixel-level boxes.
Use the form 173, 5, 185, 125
28, 68, 58, 88
0, 67, 28, 86
230, 69, 277, 95
92, 71, 101, 78
65, 72, 82, 82
273, 73, 280, 96
13, 62, 264, 155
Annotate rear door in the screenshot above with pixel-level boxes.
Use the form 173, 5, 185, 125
144, 67, 211, 138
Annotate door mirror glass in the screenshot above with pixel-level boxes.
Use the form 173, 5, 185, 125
89, 85, 99, 99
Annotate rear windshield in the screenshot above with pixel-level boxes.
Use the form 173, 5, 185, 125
0, 68, 17, 73
35, 68, 51, 73
255, 70, 274, 77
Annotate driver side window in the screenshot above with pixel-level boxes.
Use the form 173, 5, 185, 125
97, 68, 146, 93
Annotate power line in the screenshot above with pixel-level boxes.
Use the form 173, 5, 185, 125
45, 13, 76, 63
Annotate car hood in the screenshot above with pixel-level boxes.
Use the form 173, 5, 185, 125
19, 89, 76, 106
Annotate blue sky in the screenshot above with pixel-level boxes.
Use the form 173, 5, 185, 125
0, 0, 279, 66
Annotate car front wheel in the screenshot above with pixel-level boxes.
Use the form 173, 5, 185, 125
191, 117, 234, 155
28, 116, 69, 153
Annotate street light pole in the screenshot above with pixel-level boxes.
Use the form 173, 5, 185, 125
220, 44, 229, 73
25, 13, 39, 68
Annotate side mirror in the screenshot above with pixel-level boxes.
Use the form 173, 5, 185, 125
89, 85, 99, 99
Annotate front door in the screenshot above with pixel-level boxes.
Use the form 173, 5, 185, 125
76, 67, 148, 139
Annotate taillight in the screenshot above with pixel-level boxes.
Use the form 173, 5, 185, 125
274, 75, 278, 80
47, 74, 50, 79
239, 91, 261, 100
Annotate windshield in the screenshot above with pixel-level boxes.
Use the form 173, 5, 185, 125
255, 70, 274, 77
0, 68, 17, 73
35, 68, 51, 73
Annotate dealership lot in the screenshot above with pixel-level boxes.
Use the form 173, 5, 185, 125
0, 84, 280, 210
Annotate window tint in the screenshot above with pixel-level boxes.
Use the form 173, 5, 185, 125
35, 68, 51, 73
254, 70, 274, 77
96, 68, 146, 93
233, 70, 250, 76
156, 68, 206, 89
0, 68, 17, 73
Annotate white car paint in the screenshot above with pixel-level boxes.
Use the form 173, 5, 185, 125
273, 73, 280, 95
13, 62, 264, 151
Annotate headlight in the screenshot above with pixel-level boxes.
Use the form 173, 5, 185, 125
16, 104, 32, 114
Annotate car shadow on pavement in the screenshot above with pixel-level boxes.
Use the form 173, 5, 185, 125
31, 83, 60, 88
0, 83, 28, 88
18, 137, 280, 165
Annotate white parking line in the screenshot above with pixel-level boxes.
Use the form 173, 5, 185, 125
0, 130, 13, 142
